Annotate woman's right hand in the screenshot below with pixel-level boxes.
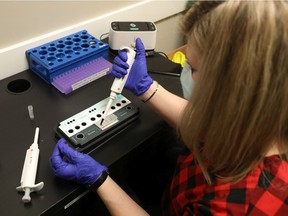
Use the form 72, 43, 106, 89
111, 38, 153, 96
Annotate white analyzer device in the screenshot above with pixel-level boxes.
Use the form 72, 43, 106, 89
109, 21, 157, 52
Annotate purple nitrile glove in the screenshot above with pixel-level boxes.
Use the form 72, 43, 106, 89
111, 38, 153, 96
50, 138, 108, 185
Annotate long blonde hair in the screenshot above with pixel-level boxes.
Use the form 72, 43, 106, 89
179, 0, 288, 184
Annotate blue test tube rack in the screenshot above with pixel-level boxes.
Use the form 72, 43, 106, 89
26, 30, 112, 94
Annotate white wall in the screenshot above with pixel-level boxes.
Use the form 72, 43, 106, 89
0, 0, 188, 80
155, 13, 186, 53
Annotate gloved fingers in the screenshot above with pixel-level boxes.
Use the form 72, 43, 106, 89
50, 159, 71, 178
50, 156, 60, 174
50, 139, 66, 167
111, 64, 128, 78
50, 153, 70, 177
57, 138, 84, 163
111, 53, 129, 78
118, 49, 128, 62
113, 55, 129, 70
135, 38, 146, 59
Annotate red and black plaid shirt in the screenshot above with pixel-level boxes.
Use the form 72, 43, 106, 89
162, 148, 288, 216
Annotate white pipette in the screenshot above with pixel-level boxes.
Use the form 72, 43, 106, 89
16, 127, 44, 203
100, 46, 136, 125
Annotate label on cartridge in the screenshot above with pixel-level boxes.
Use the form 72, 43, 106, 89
72, 68, 110, 91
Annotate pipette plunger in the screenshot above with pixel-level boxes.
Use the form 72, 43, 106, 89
16, 127, 44, 203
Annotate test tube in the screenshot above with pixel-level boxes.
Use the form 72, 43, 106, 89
28, 105, 34, 120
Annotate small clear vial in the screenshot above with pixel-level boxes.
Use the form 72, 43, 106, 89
28, 105, 34, 120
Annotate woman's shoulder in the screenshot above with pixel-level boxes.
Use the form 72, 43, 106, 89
260, 154, 288, 179
254, 154, 288, 188
242, 155, 288, 214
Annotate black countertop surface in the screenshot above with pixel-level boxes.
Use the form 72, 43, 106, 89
0, 54, 182, 216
